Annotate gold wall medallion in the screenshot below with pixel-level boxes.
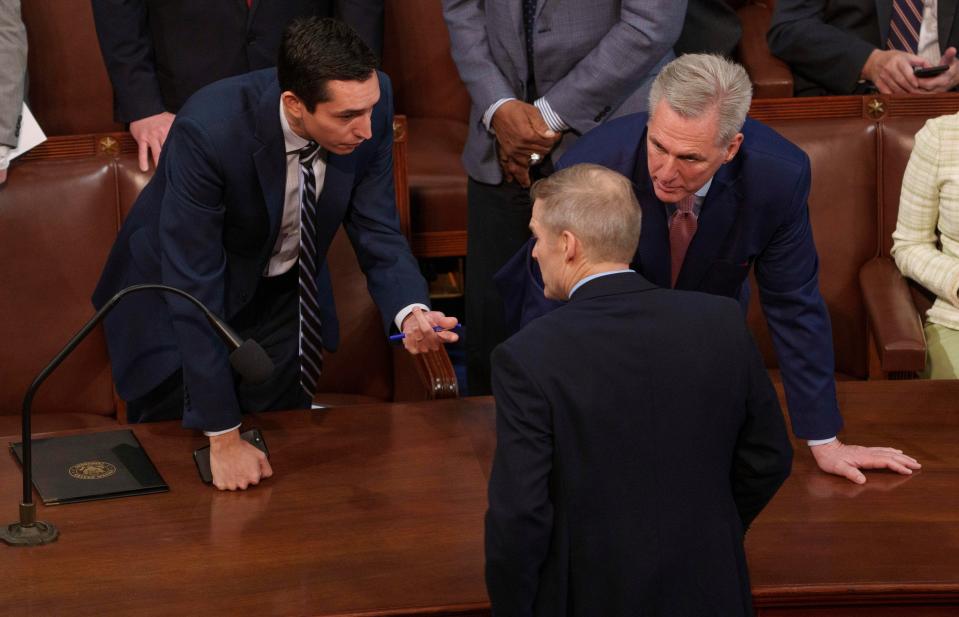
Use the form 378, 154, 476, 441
68, 461, 117, 480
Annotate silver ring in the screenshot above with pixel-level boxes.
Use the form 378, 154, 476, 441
529, 152, 542, 164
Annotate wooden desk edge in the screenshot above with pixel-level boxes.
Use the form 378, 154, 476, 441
320, 601, 489, 617
753, 582, 959, 607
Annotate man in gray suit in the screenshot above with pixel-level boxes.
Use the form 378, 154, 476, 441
443, 0, 686, 394
0, 0, 26, 185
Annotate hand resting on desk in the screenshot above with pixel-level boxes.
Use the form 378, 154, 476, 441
210, 428, 273, 491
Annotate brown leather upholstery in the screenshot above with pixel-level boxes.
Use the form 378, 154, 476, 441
384, 0, 470, 257
0, 157, 120, 432
736, 1, 793, 98
857, 115, 945, 374
22, 0, 120, 135
743, 117, 878, 378
383, 1, 469, 124
859, 257, 925, 373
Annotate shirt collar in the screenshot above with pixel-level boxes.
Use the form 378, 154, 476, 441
695, 176, 713, 198
279, 101, 310, 154
568, 269, 635, 299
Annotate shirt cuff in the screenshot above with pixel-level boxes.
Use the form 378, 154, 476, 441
533, 97, 569, 133
807, 436, 838, 447
483, 97, 516, 132
0, 145, 10, 171
395, 303, 431, 331
204, 424, 242, 437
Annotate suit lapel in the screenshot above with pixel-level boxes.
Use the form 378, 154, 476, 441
876, 0, 892, 44
314, 154, 355, 261
940, 0, 959, 50
633, 135, 671, 287
677, 165, 744, 289
635, 187, 671, 287
252, 81, 286, 249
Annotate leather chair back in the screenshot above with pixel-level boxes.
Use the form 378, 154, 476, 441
747, 117, 879, 379
22, 0, 120, 135
383, 0, 469, 124
0, 157, 119, 433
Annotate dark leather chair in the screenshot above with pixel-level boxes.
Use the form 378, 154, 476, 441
383, 0, 470, 258
858, 116, 936, 376
736, 0, 794, 98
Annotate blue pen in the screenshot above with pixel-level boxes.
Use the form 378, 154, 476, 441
389, 323, 462, 341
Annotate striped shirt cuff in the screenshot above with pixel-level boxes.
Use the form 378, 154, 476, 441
483, 98, 517, 132
533, 97, 569, 133
807, 436, 837, 447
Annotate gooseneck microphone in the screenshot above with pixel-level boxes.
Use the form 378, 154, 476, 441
1, 283, 273, 546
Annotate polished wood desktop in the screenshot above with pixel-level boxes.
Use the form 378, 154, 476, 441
1, 381, 957, 616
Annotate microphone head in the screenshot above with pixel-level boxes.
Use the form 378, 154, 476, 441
229, 339, 274, 384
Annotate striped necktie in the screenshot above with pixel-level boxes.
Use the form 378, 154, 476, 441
887, 0, 925, 54
298, 141, 324, 398
669, 194, 698, 288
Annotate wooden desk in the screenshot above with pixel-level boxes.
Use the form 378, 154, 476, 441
1, 381, 957, 616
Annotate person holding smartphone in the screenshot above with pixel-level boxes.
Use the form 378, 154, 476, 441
768, 0, 959, 96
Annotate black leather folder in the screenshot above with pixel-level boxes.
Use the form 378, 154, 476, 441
10, 429, 168, 505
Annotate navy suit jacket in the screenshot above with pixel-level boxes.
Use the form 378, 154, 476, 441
497, 113, 842, 439
92, 0, 385, 123
92, 69, 427, 431
487, 272, 792, 616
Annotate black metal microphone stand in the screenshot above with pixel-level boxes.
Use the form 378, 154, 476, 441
1, 284, 262, 546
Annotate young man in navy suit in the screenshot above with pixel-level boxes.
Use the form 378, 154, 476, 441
93, 18, 457, 491
487, 163, 792, 616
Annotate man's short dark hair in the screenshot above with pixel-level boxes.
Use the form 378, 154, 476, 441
278, 17, 378, 111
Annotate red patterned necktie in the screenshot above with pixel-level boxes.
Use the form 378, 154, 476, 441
887, 0, 925, 53
669, 194, 698, 288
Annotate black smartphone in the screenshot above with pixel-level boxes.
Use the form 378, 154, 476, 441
914, 64, 949, 78
193, 427, 269, 484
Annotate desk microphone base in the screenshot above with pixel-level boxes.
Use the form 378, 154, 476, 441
1, 503, 59, 546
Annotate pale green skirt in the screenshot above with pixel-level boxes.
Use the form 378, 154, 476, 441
921, 322, 959, 379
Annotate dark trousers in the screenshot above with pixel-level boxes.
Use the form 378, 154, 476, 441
127, 266, 310, 423
466, 177, 537, 395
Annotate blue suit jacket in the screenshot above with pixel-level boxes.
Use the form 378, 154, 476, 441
497, 113, 842, 439
92, 69, 427, 431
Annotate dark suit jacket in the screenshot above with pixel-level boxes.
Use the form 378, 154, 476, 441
91, 0, 384, 123
674, 0, 743, 57
496, 113, 842, 440
768, 0, 959, 95
486, 272, 792, 617
92, 69, 427, 432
